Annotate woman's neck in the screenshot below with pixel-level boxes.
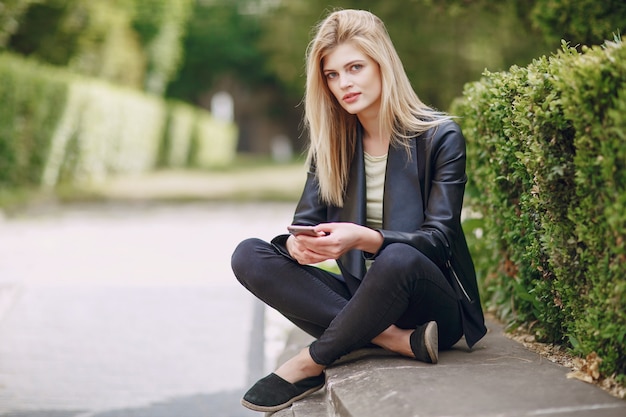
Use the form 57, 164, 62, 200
361, 119, 390, 157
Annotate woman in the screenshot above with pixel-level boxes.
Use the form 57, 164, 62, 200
231, 9, 487, 413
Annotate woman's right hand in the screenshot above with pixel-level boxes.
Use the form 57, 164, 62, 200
286, 233, 330, 265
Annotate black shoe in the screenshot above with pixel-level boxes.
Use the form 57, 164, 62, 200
410, 321, 438, 364
241, 372, 325, 412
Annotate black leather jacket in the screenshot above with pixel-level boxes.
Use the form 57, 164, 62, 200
272, 121, 486, 348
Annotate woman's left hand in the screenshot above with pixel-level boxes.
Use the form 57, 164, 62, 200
294, 222, 383, 261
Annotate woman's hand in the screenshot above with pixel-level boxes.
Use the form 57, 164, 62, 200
286, 222, 383, 265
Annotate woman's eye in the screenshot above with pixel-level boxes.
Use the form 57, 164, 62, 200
325, 72, 337, 79
351, 64, 362, 71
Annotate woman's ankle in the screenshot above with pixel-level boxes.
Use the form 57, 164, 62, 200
373, 325, 413, 357
274, 348, 325, 383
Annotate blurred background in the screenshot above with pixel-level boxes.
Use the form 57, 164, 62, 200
4, 0, 618, 170
0, 0, 623, 416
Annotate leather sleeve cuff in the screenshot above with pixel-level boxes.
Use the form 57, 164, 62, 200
270, 234, 294, 260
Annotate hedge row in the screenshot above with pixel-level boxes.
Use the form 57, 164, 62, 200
0, 52, 238, 189
452, 39, 626, 383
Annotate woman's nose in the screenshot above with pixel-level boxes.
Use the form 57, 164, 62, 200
339, 74, 353, 89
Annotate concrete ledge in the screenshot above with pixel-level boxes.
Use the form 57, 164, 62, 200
274, 318, 626, 417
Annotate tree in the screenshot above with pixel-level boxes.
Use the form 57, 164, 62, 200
166, 0, 276, 102
4, 0, 194, 93
0, 0, 37, 49
166, 0, 306, 154
130, 0, 194, 94
528, 0, 626, 46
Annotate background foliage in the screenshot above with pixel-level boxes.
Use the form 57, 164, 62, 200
0, 53, 237, 189
253, 0, 550, 111
1, 0, 193, 93
4, 0, 623, 152
3, 0, 624, 110
166, 0, 276, 102
0, 52, 67, 187
452, 39, 626, 383
530, 0, 626, 46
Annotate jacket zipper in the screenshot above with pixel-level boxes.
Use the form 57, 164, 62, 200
435, 228, 472, 303
446, 260, 472, 302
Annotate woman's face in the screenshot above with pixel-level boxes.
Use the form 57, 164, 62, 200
322, 42, 382, 119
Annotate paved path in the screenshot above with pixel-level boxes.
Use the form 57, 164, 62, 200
0, 201, 297, 417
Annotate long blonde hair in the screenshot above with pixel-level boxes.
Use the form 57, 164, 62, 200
304, 9, 450, 207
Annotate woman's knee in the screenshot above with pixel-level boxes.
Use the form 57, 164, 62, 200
231, 237, 268, 284
374, 243, 432, 274
366, 243, 445, 296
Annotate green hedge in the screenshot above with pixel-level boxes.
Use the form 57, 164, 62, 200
0, 54, 68, 187
191, 111, 239, 169
0, 52, 238, 189
157, 100, 239, 170
452, 39, 626, 382
42, 78, 167, 187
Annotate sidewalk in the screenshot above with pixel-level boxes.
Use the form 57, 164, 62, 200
273, 318, 626, 417
0, 199, 296, 415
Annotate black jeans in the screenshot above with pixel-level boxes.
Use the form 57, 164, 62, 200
231, 238, 462, 366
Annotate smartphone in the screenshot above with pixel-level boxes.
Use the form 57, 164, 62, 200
287, 225, 321, 237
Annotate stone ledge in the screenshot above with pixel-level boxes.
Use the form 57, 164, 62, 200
272, 318, 626, 417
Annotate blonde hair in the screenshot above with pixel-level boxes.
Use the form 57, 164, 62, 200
304, 9, 450, 206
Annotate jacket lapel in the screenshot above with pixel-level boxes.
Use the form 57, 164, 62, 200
338, 128, 367, 282
338, 133, 426, 281
383, 139, 424, 232
340, 128, 366, 226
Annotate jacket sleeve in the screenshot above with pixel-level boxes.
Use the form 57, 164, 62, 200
375, 123, 467, 268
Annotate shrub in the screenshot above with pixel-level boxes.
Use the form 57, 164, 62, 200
42, 79, 167, 187
0, 54, 68, 187
191, 111, 239, 169
157, 101, 196, 168
156, 100, 239, 170
453, 39, 626, 382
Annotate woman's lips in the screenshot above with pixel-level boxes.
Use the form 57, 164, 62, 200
343, 92, 360, 103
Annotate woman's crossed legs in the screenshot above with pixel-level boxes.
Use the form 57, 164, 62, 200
231, 238, 462, 383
